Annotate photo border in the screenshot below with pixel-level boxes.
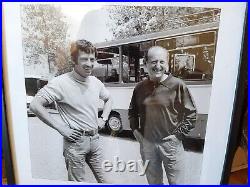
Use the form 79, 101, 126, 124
220, 15, 247, 184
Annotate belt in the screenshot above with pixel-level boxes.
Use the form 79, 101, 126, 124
80, 129, 98, 136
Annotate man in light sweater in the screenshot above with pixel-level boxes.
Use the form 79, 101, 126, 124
30, 40, 112, 183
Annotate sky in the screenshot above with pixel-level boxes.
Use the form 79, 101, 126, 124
60, 3, 113, 44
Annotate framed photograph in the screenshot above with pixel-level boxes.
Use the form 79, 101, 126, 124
174, 54, 195, 71
2, 2, 247, 185
173, 54, 196, 79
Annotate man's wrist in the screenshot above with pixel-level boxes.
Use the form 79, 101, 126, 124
133, 129, 138, 133
133, 129, 142, 136
54, 121, 68, 134
132, 129, 137, 134
53, 122, 62, 132
101, 116, 108, 122
174, 133, 183, 140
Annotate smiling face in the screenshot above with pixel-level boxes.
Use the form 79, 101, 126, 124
146, 46, 169, 81
74, 50, 96, 78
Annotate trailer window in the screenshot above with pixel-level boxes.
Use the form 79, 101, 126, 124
92, 56, 129, 83
25, 78, 39, 96
25, 78, 48, 96
156, 31, 217, 80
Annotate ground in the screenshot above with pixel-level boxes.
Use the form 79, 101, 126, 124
28, 114, 203, 184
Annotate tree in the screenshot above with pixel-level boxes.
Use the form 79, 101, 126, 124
105, 6, 220, 39
54, 46, 74, 76
21, 4, 70, 75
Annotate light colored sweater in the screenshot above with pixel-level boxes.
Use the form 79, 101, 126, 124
36, 71, 109, 131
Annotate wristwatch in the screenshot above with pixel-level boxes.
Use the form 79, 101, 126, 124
101, 116, 107, 122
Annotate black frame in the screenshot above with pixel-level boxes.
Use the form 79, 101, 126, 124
220, 11, 248, 184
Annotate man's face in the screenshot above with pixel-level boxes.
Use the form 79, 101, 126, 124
75, 51, 95, 78
111, 69, 116, 76
146, 48, 169, 81
203, 50, 209, 61
175, 58, 186, 71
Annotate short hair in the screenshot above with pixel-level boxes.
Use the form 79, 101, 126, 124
70, 39, 97, 64
111, 68, 117, 73
145, 46, 169, 63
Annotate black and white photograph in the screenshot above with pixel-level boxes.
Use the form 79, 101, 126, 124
2, 2, 247, 185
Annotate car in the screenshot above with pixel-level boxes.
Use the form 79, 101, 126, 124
25, 75, 57, 116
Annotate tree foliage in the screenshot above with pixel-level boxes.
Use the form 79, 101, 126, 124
105, 6, 220, 39
21, 4, 70, 75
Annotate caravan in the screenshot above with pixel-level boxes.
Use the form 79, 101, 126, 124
93, 21, 219, 140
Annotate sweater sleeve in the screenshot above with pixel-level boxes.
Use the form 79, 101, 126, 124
173, 83, 197, 139
128, 89, 140, 132
99, 83, 110, 101
35, 78, 63, 104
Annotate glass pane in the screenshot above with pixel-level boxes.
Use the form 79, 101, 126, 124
169, 45, 215, 80
25, 78, 39, 96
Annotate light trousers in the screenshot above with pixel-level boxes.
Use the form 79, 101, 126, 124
63, 134, 107, 183
141, 136, 185, 184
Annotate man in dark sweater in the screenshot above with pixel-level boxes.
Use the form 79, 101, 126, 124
128, 46, 197, 184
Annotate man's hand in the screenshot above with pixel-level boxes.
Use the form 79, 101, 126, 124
162, 134, 179, 141
57, 126, 82, 142
133, 129, 144, 143
98, 118, 106, 129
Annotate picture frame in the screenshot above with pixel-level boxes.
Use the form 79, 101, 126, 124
174, 54, 196, 72
2, 2, 247, 185
2, 90, 16, 184
173, 54, 196, 79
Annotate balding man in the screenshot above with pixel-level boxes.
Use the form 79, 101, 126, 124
128, 46, 197, 184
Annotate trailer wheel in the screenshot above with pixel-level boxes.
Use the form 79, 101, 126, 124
107, 113, 122, 136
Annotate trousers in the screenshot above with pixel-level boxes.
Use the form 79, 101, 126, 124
63, 134, 106, 183
141, 135, 185, 184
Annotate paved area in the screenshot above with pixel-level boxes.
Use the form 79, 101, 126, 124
28, 114, 203, 184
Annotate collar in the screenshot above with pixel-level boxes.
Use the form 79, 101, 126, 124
159, 73, 172, 87
70, 69, 89, 82
148, 73, 172, 88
